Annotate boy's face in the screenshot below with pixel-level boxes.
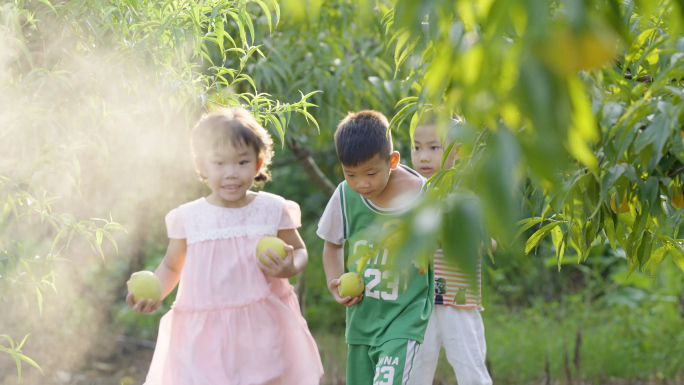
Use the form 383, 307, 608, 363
341, 153, 399, 200
411, 124, 459, 178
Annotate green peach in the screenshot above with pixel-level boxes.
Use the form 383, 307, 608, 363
256, 237, 287, 265
128, 271, 161, 303
338, 272, 364, 298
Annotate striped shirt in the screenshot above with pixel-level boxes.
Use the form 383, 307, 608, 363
433, 249, 483, 310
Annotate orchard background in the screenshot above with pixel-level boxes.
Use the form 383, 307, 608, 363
1, 0, 684, 383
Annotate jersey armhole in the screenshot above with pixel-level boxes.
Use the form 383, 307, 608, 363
340, 182, 348, 240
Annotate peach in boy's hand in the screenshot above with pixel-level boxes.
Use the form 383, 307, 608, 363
328, 277, 364, 307
257, 243, 295, 277
338, 272, 365, 297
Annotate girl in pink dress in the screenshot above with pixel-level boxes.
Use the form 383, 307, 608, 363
126, 107, 323, 385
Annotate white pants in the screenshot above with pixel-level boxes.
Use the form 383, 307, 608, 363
408, 306, 492, 385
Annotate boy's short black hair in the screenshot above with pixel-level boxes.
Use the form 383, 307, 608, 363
334, 110, 392, 167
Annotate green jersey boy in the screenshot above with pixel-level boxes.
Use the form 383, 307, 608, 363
317, 110, 434, 385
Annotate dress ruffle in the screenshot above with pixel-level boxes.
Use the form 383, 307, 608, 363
145, 294, 321, 385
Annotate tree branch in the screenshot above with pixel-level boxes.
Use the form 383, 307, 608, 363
285, 137, 336, 198
669, 166, 684, 178
271, 149, 338, 168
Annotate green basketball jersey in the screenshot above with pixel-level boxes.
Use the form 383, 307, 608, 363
339, 171, 434, 346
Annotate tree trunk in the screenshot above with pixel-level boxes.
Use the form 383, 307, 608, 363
574, 327, 582, 384
285, 137, 336, 315
286, 137, 336, 198
563, 341, 572, 384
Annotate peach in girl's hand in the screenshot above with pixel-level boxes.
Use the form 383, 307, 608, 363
256, 237, 287, 264
127, 271, 162, 303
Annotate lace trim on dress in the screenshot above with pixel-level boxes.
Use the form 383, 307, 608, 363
186, 224, 279, 245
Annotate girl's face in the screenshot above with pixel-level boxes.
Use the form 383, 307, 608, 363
411, 124, 460, 178
199, 142, 263, 208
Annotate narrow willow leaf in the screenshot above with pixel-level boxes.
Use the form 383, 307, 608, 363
441, 138, 458, 170
672, 249, 684, 274
388, 102, 416, 130
525, 222, 561, 254
254, 0, 272, 32
300, 110, 320, 132
215, 14, 225, 56
551, 225, 565, 271
36, 287, 42, 315
514, 217, 545, 241
603, 213, 616, 250
267, 114, 285, 146
17, 352, 42, 373
644, 246, 666, 278
17, 334, 29, 350
409, 109, 422, 145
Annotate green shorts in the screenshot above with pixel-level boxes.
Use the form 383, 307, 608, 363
346, 339, 420, 385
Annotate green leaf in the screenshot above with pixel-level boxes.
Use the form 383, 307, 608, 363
409, 109, 422, 145
262, 0, 279, 25
267, 114, 285, 146
514, 217, 545, 241
441, 138, 458, 170
189, 0, 201, 30
388, 102, 416, 130
441, 194, 483, 287
37, 0, 56, 14
7, 195, 19, 218
1, 334, 15, 349
254, 0, 273, 32
524, 222, 561, 254
215, 14, 225, 56
604, 212, 617, 251
16, 334, 29, 351
236, 74, 256, 91
16, 352, 42, 374
13, 353, 21, 379
672, 248, 684, 274
299, 110, 320, 133
551, 225, 565, 270
241, 6, 255, 45
644, 246, 667, 278
103, 232, 119, 254
36, 287, 42, 315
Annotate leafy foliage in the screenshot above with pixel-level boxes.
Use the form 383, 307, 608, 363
0, 334, 42, 380
378, 0, 684, 278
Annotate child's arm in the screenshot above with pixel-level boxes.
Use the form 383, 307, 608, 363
126, 238, 187, 314
323, 240, 363, 307
257, 229, 308, 279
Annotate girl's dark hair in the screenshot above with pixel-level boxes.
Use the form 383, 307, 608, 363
334, 110, 393, 167
191, 107, 274, 188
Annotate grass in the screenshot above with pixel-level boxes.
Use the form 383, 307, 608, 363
313, 298, 684, 385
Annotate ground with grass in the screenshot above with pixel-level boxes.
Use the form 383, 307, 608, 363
5, 299, 682, 385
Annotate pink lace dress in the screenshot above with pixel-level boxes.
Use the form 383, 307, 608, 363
144, 192, 323, 385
